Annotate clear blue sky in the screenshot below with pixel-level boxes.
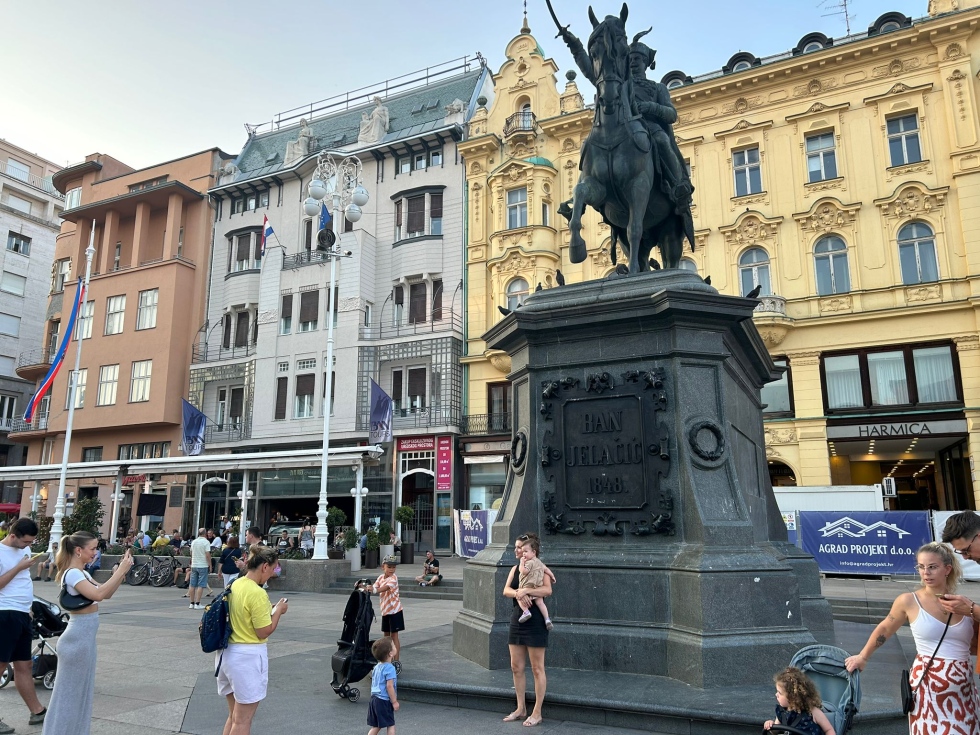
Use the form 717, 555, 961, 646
2, 0, 924, 170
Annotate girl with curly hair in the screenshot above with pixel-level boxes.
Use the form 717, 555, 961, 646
763, 666, 835, 735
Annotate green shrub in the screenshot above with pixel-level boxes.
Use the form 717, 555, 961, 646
62, 498, 105, 537
343, 527, 359, 550
377, 520, 393, 543
366, 529, 380, 551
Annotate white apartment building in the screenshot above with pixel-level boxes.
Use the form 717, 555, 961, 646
194, 58, 490, 550
0, 140, 61, 509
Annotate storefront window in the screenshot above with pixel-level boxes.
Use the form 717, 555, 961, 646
913, 346, 956, 403
466, 461, 506, 510
868, 351, 908, 406
825, 355, 862, 409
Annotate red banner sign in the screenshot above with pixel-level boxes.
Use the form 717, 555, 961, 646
123, 475, 147, 485
437, 435, 453, 490
397, 436, 436, 452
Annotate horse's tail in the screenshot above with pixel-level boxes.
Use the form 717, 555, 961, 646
683, 211, 696, 252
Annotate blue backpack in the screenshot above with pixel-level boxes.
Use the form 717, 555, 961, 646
199, 585, 233, 675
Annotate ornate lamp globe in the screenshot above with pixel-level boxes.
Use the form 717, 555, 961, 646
308, 178, 327, 200
345, 203, 363, 223
351, 185, 370, 207
303, 197, 321, 217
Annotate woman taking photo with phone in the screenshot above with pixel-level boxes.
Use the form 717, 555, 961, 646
844, 542, 979, 734
42, 531, 133, 735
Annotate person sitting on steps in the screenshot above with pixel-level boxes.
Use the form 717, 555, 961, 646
414, 550, 442, 587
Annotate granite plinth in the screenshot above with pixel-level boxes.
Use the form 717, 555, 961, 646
454, 272, 833, 687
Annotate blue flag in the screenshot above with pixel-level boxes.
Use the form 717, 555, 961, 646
319, 202, 332, 231
369, 379, 393, 444
180, 398, 206, 456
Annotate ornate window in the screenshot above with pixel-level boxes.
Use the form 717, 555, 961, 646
506, 278, 529, 310
813, 236, 849, 295
805, 133, 837, 183
738, 248, 771, 296
898, 222, 938, 285
733, 147, 762, 197
887, 115, 921, 167
507, 188, 528, 229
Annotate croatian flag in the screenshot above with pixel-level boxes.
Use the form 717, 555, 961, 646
261, 215, 274, 257
24, 277, 85, 422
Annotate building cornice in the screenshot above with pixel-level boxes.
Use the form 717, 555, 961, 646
51, 160, 102, 195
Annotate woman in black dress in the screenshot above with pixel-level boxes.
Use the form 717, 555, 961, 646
502, 533, 552, 727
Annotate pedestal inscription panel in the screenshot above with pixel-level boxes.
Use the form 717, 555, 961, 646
542, 369, 672, 537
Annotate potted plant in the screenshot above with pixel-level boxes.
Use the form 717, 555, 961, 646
326, 507, 347, 559
395, 505, 415, 565
344, 527, 360, 572
364, 529, 380, 569
378, 520, 394, 561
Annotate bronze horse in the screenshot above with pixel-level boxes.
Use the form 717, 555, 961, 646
550, 3, 692, 273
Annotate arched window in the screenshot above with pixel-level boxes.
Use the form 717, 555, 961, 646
732, 60, 752, 72
813, 236, 850, 295
506, 278, 529, 310
880, 20, 901, 32
678, 258, 698, 273
803, 41, 823, 53
898, 222, 938, 285
666, 79, 684, 90
739, 247, 771, 296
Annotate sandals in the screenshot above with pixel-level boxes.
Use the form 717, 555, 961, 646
502, 711, 527, 722
523, 716, 542, 727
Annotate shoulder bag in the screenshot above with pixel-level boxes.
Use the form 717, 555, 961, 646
59, 569, 96, 611
901, 612, 952, 715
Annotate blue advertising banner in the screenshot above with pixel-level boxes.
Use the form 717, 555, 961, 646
455, 510, 496, 558
799, 511, 933, 575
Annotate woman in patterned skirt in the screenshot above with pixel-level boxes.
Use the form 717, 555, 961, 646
845, 542, 979, 735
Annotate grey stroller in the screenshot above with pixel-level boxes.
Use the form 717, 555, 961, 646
767, 645, 860, 735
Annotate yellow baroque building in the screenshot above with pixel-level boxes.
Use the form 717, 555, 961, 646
460, 1, 980, 513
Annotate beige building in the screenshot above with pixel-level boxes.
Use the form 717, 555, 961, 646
11, 149, 232, 534
462, 0, 980, 512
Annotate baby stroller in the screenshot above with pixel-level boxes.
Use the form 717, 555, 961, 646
329, 580, 400, 702
0, 595, 69, 691
769, 645, 861, 735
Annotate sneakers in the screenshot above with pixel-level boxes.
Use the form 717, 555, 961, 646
419, 582, 427, 587
518, 610, 532, 623
189, 603, 195, 609
545, 618, 554, 631
29, 708, 47, 725
0, 718, 13, 734
194, 604, 204, 610
32, 575, 40, 581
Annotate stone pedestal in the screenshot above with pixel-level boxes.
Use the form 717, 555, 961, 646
453, 271, 832, 687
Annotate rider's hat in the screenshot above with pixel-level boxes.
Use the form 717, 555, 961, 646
629, 28, 657, 70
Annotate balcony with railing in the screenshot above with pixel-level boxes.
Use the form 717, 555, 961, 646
504, 110, 536, 137
9, 414, 49, 435
752, 294, 794, 346
15, 348, 52, 381
191, 343, 256, 365
0, 160, 63, 199
0, 417, 13, 433
282, 250, 330, 270
357, 405, 460, 432
461, 413, 512, 436
205, 423, 250, 444
358, 311, 462, 341
753, 294, 787, 315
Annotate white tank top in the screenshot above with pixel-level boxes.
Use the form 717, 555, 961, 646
910, 593, 972, 661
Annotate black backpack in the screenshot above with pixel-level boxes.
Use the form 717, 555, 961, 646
199, 585, 233, 675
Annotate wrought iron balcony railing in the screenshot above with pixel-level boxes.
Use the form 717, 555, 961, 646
205, 423, 250, 443
358, 312, 462, 340
282, 250, 330, 270
10, 414, 49, 434
504, 110, 536, 136
462, 413, 512, 435
17, 348, 53, 370
191, 343, 256, 364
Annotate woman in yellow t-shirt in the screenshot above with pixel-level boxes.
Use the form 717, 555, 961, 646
216, 545, 288, 735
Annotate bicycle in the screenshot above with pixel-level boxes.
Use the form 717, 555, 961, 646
125, 553, 181, 586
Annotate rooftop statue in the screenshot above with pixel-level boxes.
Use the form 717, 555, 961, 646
547, 1, 696, 273
358, 96, 390, 144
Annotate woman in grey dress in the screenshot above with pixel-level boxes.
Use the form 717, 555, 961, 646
42, 531, 133, 735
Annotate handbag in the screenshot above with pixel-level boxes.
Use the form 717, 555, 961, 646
59, 581, 95, 611
901, 612, 952, 715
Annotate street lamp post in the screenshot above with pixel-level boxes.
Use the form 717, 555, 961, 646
305, 153, 369, 561
29, 481, 44, 515
350, 485, 369, 539
237, 488, 254, 545
50, 220, 97, 552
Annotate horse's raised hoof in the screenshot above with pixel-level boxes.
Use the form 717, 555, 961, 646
614, 264, 629, 276
569, 234, 588, 263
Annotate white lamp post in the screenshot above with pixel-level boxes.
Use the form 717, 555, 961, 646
50, 220, 97, 552
237, 488, 254, 545
109, 489, 124, 543
351, 485, 369, 539
29, 481, 44, 515
306, 152, 369, 560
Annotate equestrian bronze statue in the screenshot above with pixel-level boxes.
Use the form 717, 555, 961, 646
547, 1, 696, 273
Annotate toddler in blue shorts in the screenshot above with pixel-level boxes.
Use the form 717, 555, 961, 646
367, 637, 399, 735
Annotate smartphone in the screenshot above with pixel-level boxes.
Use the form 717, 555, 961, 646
281, 597, 288, 603
30, 552, 46, 560
936, 594, 947, 599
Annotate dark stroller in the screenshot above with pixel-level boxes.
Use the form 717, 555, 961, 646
329, 580, 401, 702
769, 645, 861, 735
0, 595, 69, 691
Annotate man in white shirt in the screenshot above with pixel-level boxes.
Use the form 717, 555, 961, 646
0, 518, 47, 732
188, 528, 212, 610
